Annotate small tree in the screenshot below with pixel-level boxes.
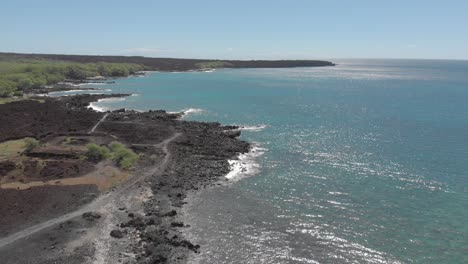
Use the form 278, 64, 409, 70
85, 143, 111, 161
18, 78, 34, 90
0, 79, 17, 97
109, 142, 139, 170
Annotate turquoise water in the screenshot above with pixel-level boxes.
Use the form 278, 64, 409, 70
87, 60, 468, 263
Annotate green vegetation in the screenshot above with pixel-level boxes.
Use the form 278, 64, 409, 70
109, 142, 139, 170
62, 136, 80, 145
195, 61, 234, 69
0, 58, 144, 97
0, 97, 23, 105
24, 137, 40, 153
85, 143, 111, 161
0, 139, 28, 160
85, 141, 139, 170
0, 97, 45, 105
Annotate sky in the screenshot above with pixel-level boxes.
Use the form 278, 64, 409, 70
1, 0, 468, 60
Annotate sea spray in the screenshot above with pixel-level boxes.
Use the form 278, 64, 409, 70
225, 144, 266, 181
169, 108, 206, 118
88, 97, 128, 112
235, 124, 268, 132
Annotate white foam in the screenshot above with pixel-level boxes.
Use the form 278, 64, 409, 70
183, 108, 204, 115
88, 97, 127, 112
236, 124, 267, 132
39, 90, 86, 96
225, 144, 266, 181
97, 97, 127, 103
78, 82, 106, 86
62, 89, 91, 93
169, 108, 205, 117
57, 82, 81, 87
88, 102, 106, 112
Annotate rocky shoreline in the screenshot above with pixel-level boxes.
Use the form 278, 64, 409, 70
0, 94, 250, 263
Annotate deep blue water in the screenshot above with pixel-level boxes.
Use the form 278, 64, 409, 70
80, 59, 468, 263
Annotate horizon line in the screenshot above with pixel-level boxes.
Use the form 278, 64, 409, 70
1, 51, 467, 62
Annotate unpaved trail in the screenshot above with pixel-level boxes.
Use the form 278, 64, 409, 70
0, 132, 181, 249
89, 113, 109, 133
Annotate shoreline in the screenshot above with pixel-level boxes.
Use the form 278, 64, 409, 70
0, 92, 252, 263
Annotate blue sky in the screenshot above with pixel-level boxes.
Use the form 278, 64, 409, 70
2, 0, 467, 60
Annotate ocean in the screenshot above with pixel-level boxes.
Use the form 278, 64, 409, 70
75, 59, 468, 263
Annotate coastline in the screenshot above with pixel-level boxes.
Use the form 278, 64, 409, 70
0, 91, 252, 263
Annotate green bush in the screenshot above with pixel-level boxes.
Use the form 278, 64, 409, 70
85, 141, 139, 170
109, 142, 139, 170
13, 90, 23, 96
85, 143, 111, 161
24, 137, 40, 153
18, 78, 33, 89
0, 78, 17, 97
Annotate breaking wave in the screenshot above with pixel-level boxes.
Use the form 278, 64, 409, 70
225, 144, 266, 181
88, 97, 128, 112
236, 124, 267, 132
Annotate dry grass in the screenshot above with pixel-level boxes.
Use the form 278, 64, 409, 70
0, 97, 45, 105
0, 139, 27, 160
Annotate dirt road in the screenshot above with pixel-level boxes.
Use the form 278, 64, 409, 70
0, 132, 181, 249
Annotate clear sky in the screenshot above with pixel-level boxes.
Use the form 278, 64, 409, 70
2, 0, 467, 60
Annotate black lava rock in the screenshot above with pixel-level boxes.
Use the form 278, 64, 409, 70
110, 229, 124, 238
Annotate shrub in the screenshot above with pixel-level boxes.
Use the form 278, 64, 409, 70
24, 137, 40, 153
85, 143, 111, 161
109, 142, 139, 170
0, 79, 17, 97
13, 90, 23, 97
85, 141, 139, 169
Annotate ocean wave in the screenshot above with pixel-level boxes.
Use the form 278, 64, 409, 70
225, 144, 266, 181
88, 97, 127, 112
97, 97, 127, 103
183, 108, 204, 115
169, 108, 205, 117
236, 124, 268, 132
64, 89, 93, 93
77, 82, 106, 86
57, 82, 81, 87
88, 102, 106, 112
